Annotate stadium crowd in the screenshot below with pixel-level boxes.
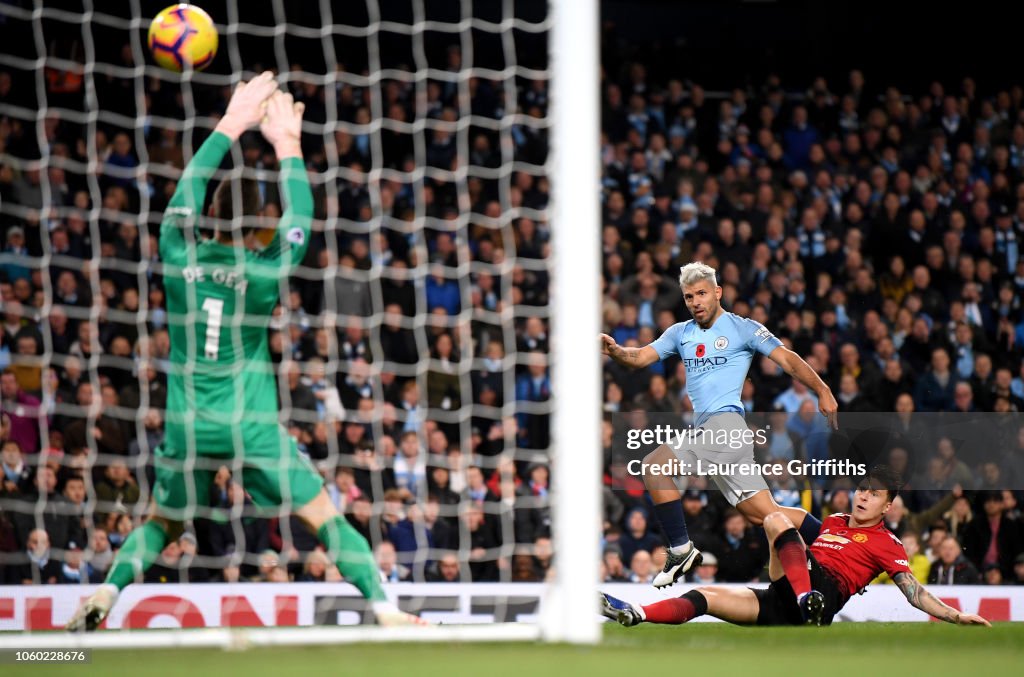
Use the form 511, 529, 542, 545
596, 63, 1024, 586
1, 32, 1024, 590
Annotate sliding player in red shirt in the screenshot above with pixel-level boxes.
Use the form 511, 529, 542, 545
601, 466, 990, 626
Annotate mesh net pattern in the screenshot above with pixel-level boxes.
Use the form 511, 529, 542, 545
0, 0, 556, 586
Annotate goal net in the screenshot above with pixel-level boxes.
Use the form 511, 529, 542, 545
0, 0, 599, 644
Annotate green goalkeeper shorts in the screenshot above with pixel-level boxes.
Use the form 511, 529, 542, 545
151, 427, 324, 522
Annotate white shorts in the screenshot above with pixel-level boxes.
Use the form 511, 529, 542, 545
668, 411, 768, 506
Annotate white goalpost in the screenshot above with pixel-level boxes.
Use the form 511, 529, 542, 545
541, 0, 601, 645
0, 0, 600, 647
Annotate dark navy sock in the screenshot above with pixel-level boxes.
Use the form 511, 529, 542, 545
798, 513, 822, 544
653, 500, 690, 549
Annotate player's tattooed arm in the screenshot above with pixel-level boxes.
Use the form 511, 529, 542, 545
894, 572, 955, 622
893, 572, 991, 626
599, 334, 659, 369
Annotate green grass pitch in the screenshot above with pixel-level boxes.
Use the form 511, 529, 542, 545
9, 623, 1023, 677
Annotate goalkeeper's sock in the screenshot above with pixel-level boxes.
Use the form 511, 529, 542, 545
653, 499, 690, 551
641, 590, 708, 624
104, 520, 169, 591
798, 513, 822, 545
318, 515, 387, 601
774, 527, 812, 597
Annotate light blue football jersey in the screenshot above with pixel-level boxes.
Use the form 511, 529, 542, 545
650, 312, 783, 426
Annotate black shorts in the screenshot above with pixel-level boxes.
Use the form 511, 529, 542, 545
752, 551, 847, 626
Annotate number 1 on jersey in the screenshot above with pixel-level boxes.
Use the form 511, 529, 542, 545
202, 297, 224, 360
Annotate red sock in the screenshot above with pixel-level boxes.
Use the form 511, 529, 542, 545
641, 595, 703, 624
775, 528, 811, 597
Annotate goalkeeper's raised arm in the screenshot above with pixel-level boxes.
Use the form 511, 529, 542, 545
159, 72, 279, 260
253, 90, 312, 273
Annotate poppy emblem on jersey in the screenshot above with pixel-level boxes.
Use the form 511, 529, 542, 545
714, 336, 728, 351
696, 344, 706, 358
853, 533, 868, 543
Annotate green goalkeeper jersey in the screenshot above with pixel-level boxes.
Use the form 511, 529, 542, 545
159, 131, 312, 457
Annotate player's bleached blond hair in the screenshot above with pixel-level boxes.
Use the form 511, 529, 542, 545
678, 262, 718, 291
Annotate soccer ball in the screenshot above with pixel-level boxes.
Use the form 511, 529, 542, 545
148, 4, 218, 72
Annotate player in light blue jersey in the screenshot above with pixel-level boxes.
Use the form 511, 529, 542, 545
601, 262, 838, 589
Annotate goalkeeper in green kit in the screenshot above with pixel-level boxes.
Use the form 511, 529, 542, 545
68, 73, 424, 630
